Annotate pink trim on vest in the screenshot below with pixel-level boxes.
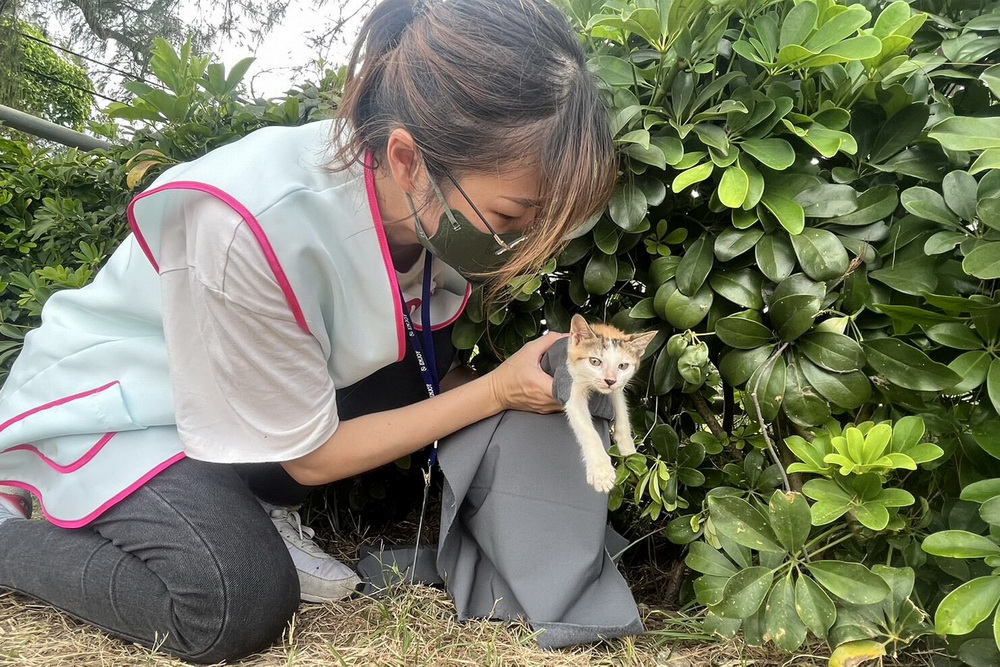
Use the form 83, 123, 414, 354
127, 182, 311, 335
1, 452, 186, 529
0, 381, 120, 433
412, 282, 473, 332
363, 154, 407, 362
1, 433, 116, 474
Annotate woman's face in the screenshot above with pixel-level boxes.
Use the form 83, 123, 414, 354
416, 165, 541, 241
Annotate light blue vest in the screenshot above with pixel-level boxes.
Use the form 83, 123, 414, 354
0, 120, 469, 527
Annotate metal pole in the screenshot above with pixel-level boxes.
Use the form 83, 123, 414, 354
0, 104, 110, 151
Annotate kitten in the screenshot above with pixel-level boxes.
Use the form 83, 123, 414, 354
565, 314, 657, 492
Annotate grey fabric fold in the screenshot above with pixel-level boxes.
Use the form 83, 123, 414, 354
356, 339, 644, 648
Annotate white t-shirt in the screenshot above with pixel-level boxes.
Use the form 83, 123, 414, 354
158, 193, 444, 463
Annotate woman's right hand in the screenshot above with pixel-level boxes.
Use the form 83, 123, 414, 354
485, 331, 565, 414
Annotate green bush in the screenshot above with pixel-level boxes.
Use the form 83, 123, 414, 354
0, 39, 328, 380
13, 1, 1000, 661
451, 0, 1000, 661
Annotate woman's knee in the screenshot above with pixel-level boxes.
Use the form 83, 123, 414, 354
178, 550, 300, 663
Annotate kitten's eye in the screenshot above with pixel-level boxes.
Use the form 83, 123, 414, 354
618, 362, 630, 370
589, 357, 602, 367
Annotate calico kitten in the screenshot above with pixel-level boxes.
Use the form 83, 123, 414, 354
565, 314, 657, 492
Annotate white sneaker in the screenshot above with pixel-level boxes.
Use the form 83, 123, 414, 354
0, 485, 31, 524
260, 501, 361, 603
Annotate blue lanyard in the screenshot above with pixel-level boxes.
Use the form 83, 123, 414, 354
399, 250, 440, 467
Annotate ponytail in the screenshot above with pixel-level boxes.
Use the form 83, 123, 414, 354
334, 0, 421, 170
332, 0, 617, 299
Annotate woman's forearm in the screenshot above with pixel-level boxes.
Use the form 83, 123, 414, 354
281, 374, 503, 486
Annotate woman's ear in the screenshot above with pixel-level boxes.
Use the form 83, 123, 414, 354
385, 128, 422, 195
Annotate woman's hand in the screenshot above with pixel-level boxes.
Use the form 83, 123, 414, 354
486, 331, 565, 414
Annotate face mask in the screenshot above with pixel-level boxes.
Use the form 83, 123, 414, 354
405, 178, 524, 283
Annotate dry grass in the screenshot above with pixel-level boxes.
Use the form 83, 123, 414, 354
0, 502, 935, 666
1, 584, 839, 667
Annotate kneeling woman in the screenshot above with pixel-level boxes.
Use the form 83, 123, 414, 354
0, 0, 615, 661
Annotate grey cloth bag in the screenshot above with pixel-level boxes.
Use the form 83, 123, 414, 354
356, 338, 645, 649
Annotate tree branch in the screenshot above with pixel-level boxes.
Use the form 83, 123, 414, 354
689, 393, 726, 441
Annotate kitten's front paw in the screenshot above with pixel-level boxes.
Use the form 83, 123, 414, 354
614, 433, 636, 456
586, 460, 617, 493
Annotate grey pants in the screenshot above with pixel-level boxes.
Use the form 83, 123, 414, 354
0, 325, 456, 663
0, 458, 300, 663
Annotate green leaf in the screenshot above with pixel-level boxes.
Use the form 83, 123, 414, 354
770, 294, 820, 341
715, 228, 764, 262
747, 354, 787, 422
924, 322, 982, 350
719, 345, 775, 386
989, 358, 1000, 417
870, 105, 930, 164
853, 503, 890, 531
964, 243, 1000, 280
755, 234, 796, 282
672, 162, 714, 192
901, 186, 960, 227
935, 576, 1000, 636
686, 541, 739, 577
779, 0, 817, 49
971, 149, 1000, 176
709, 270, 765, 310
965, 480, 1000, 505
761, 192, 805, 234
796, 184, 859, 218
948, 351, 991, 394
869, 257, 938, 296
985, 65, 1000, 98
806, 561, 890, 604
583, 253, 618, 295
708, 496, 785, 553
676, 235, 714, 296
798, 332, 864, 372
803, 479, 853, 524
694, 574, 729, 606
924, 531, 1000, 558
719, 166, 750, 208
930, 117, 1000, 152
714, 567, 775, 619
789, 228, 850, 281
924, 232, 969, 255
764, 575, 807, 652
664, 285, 714, 328
974, 421, 1000, 461
741, 138, 795, 170
795, 575, 836, 639
863, 338, 962, 391
980, 497, 1000, 526
768, 491, 811, 553
979, 199, 1000, 231
784, 358, 831, 427
825, 185, 898, 226
891, 415, 924, 451
804, 6, 872, 53
608, 183, 648, 231
799, 359, 871, 409
874, 145, 948, 181
943, 171, 979, 221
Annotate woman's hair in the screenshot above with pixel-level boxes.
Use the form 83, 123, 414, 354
333, 0, 617, 294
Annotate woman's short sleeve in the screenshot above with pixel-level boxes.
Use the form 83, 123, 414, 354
158, 194, 338, 463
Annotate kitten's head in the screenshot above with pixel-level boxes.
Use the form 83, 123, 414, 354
567, 314, 657, 394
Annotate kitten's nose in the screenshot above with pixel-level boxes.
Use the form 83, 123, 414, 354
604, 378, 616, 387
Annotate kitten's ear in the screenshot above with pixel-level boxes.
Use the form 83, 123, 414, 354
628, 330, 658, 357
569, 314, 596, 346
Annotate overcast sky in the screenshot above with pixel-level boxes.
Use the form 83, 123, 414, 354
211, 0, 371, 99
